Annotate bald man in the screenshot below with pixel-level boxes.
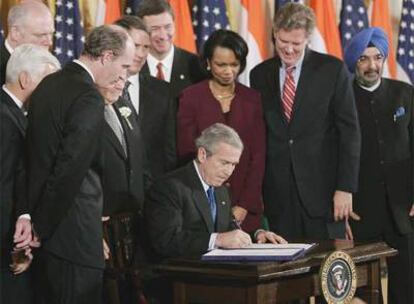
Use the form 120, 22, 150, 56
345, 27, 414, 304
1, 1, 54, 85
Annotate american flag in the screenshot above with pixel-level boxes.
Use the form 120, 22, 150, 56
397, 0, 414, 84
191, 0, 230, 52
125, 0, 142, 15
339, 0, 368, 51
54, 0, 84, 65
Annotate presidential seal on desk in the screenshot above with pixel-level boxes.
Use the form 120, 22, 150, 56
320, 251, 357, 303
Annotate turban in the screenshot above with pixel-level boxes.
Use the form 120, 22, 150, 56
344, 27, 389, 73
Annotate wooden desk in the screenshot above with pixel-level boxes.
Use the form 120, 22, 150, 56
157, 241, 397, 304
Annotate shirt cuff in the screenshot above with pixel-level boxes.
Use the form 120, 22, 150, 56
18, 214, 31, 220
208, 233, 218, 250
254, 229, 265, 240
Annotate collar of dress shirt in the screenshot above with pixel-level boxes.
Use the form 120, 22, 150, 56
147, 45, 175, 81
2, 84, 23, 109
193, 160, 210, 193
73, 59, 95, 83
5, 39, 14, 54
357, 78, 381, 92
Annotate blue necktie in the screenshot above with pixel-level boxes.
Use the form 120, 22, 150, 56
206, 187, 217, 224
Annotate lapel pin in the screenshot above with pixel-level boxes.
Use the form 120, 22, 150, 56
221, 201, 226, 206
180, 74, 185, 80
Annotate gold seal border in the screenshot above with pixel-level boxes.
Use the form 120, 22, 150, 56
319, 250, 357, 304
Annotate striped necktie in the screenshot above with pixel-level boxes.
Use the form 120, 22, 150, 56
282, 66, 296, 121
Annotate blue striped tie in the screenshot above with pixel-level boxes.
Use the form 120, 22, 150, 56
206, 187, 217, 224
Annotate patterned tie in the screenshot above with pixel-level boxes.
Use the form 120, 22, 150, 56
282, 66, 296, 121
206, 187, 217, 225
156, 62, 165, 81
122, 80, 133, 106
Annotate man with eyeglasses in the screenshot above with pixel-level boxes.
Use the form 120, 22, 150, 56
344, 27, 414, 304
1, 1, 54, 85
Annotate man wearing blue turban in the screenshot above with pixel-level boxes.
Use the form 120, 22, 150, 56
345, 27, 414, 304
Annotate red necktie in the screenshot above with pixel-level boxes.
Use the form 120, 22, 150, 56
156, 62, 165, 81
282, 67, 296, 121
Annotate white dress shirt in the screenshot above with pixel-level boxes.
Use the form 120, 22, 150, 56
147, 46, 175, 82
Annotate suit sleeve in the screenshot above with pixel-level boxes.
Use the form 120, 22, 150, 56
0, 112, 27, 216
32, 91, 104, 239
235, 93, 265, 214
163, 94, 178, 172
145, 179, 210, 258
177, 89, 199, 164
333, 64, 361, 192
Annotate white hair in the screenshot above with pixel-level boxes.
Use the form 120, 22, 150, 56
7, 1, 51, 28
6, 44, 61, 84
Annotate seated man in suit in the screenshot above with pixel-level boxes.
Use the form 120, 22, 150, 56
137, 0, 205, 98
114, 15, 176, 181
1, 44, 60, 304
145, 123, 286, 259
1, 1, 54, 85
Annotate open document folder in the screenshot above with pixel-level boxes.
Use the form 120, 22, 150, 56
202, 243, 316, 261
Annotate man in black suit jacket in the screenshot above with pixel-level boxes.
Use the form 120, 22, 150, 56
137, 0, 205, 98
115, 15, 176, 181
250, 3, 361, 240
97, 79, 147, 304
146, 123, 286, 259
1, 1, 54, 85
1, 44, 60, 304
344, 27, 414, 304
26, 26, 135, 303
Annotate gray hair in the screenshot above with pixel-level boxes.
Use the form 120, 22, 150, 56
8, 1, 51, 28
6, 44, 61, 84
273, 2, 315, 37
82, 25, 130, 59
195, 123, 243, 156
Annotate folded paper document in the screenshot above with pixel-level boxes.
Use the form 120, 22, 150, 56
202, 243, 316, 261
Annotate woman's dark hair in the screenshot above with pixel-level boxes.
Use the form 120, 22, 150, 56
202, 29, 249, 76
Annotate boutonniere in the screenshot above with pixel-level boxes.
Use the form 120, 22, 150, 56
118, 106, 134, 130
393, 106, 406, 122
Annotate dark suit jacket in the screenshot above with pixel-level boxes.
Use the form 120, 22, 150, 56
0, 88, 27, 267
250, 50, 361, 221
122, 73, 176, 181
102, 102, 145, 216
141, 46, 206, 98
26, 62, 105, 269
177, 80, 265, 232
1, 42, 11, 86
145, 162, 233, 259
352, 79, 414, 237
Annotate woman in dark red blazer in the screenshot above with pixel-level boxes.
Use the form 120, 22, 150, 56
177, 29, 265, 232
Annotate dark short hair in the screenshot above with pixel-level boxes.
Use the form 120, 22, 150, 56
114, 15, 148, 34
82, 25, 129, 59
137, 0, 174, 20
202, 29, 248, 76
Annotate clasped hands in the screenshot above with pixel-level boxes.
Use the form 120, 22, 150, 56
10, 218, 40, 274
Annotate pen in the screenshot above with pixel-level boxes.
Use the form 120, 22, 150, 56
232, 218, 242, 230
